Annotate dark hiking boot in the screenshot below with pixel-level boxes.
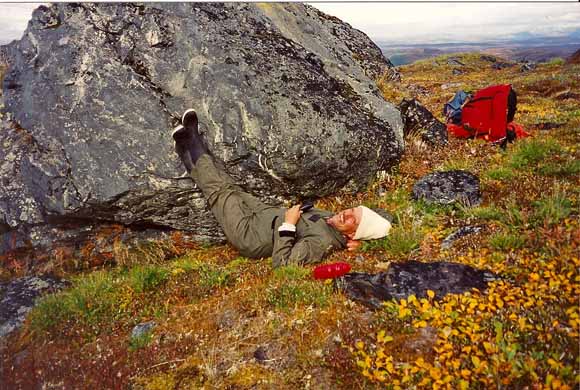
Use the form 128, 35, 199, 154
172, 124, 194, 173
171, 109, 210, 172
180, 109, 209, 164
181, 109, 198, 132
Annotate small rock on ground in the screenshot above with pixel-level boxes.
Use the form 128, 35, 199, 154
412, 170, 481, 207
131, 321, 156, 339
441, 225, 485, 249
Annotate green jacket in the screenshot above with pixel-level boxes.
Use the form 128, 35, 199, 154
271, 208, 347, 268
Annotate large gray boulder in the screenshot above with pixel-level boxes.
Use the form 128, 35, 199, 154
0, 3, 403, 254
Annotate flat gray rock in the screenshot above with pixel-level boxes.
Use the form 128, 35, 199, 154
412, 170, 481, 207
335, 260, 499, 309
0, 3, 404, 254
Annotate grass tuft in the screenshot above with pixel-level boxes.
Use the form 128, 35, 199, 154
267, 265, 331, 310
273, 265, 310, 281
531, 189, 573, 226
128, 265, 170, 293
509, 138, 563, 170
30, 271, 118, 334
267, 280, 331, 310
468, 206, 504, 222
362, 222, 423, 257
538, 159, 580, 177
489, 231, 526, 251
486, 167, 516, 181
28, 255, 239, 337
198, 265, 235, 290
501, 199, 526, 227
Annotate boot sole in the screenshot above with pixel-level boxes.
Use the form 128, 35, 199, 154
182, 109, 197, 125
171, 125, 186, 140
182, 109, 199, 132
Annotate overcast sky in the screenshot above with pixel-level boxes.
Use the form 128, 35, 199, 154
1, 2, 579, 45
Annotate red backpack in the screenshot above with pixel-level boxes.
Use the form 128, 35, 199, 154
447, 84, 528, 145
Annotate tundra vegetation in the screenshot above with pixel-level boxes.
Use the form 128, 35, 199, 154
1, 53, 579, 389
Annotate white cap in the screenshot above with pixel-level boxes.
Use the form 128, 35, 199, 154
353, 206, 392, 241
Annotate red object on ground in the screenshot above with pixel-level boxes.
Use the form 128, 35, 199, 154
447, 84, 531, 143
461, 84, 512, 142
507, 122, 530, 139
313, 262, 351, 279
447, 123, 473, 139
447, 121, 530, 142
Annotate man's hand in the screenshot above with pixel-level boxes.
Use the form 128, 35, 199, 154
346, 239, 361, 252
285, 204, 303, 225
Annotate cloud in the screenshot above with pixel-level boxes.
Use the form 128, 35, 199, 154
311, 3, 580, 43
0, 3, 43, 44
2, 3, 579, 46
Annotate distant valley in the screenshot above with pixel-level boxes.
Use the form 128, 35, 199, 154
378, 34, 580, 65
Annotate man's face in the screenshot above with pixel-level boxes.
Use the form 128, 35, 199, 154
327, 207, 362, 238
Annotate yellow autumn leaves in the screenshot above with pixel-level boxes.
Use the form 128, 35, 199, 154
353, 250, 579, 389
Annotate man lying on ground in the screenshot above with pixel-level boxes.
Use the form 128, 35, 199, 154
171, 109, 392, 267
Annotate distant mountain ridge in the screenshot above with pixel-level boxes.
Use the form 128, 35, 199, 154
379, 33, 580, 65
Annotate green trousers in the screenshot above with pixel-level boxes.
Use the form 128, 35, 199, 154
191, 154, 283, 258
191, 154, 346, 266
